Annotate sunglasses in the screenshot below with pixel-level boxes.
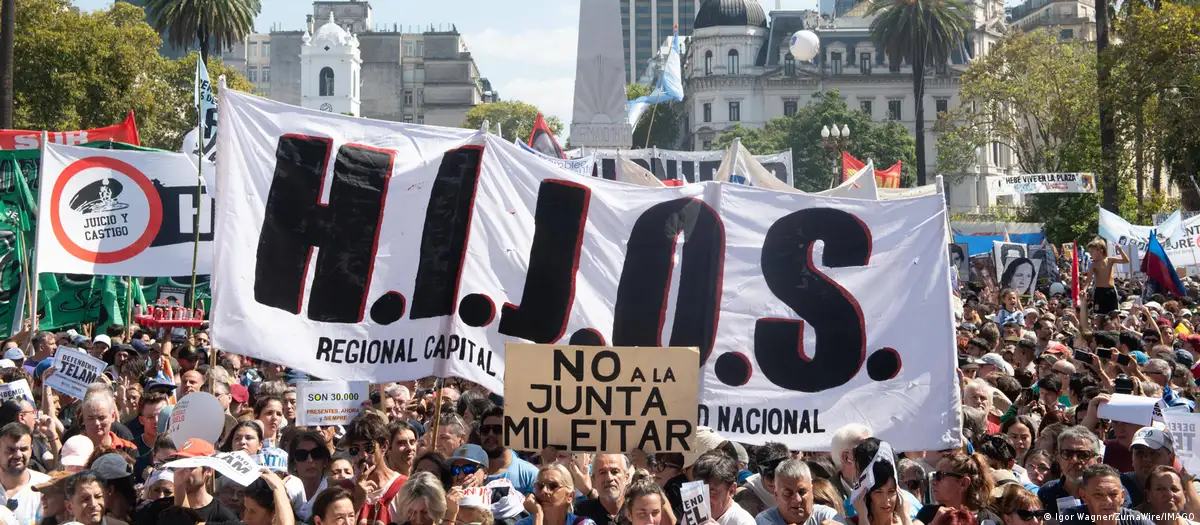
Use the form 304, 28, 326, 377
1015, 509, 1046, 521
535, 481, 563, 491
451, 464, 481, 476
347, 442, 377, 456
294, 448, 329, 462
480, 424, 502, 436
1058, 449, 1096, 461
932, 471, 965, 482
655, 463, 682, 473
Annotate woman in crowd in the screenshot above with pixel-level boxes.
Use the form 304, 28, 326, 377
242, 470, 295, 525
255, 395, 287, 447
330, 457, 355, 485
850, 464, 912, 525
312, 486, 357, 525
396, 471, 448, 525
1021, 450, 1053, 488
1141, 466, 1197, 525
414, 451, 453, 490
288, 430, 332, 522
929, 452, 1001, 524
811, 479, 843, 517
516, 464, 596, 525
224, 420, 269, 456
623, 472, 670, 525
993, 484, 1042, 525
1001, 417, 1037, 463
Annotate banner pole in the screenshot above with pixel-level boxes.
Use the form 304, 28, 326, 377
428, 377, 445, 451
26, 131, 48, 352
189, 57, 204, 316
643, 102, 659, 150
124, 276, 134, 340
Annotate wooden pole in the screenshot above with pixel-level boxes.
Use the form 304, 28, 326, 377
428, 378, 445, 451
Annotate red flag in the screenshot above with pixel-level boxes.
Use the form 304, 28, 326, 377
0, 110, 140, 149
841, 152, 902, 188
527, 114, 564, 159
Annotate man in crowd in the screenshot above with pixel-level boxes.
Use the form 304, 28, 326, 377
65, 471, 117, 525
1038, 426, 1133, 512
755, 459, 839, 525
693, 451, 756, 525
1123, 427, 1177, 507
79, 392, 137, 456
445, 444, 525, 525
575, 454, 631, 525
434, 413, 468, 458
0, 423, 50, 525
478, 407, 537, 495
343, 413, 407, 520
1059, 464, 1153, 525
135, 438, 238, 525
1143, 359, 1195, 409
128, 393, 167, 456
829, 423, 871, 502
178, 370, 204, 397
735, 442, 789, 517
386, 420, 418, 476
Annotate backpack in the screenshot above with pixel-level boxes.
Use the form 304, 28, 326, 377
357, 474, 408, 525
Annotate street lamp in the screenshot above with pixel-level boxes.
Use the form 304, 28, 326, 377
821, 123, 851, 187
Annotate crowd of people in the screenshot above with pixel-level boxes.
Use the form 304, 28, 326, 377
0, 238, 1192, 525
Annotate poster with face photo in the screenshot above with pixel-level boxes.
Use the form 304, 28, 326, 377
970, 254, 997, 290
998, 252, 1040, 296
993, 242, 1028, 273
1029, 246, 1060, 284
949, 243, 970, 281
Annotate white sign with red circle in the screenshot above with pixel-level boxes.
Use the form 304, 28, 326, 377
36, 143, 214, 276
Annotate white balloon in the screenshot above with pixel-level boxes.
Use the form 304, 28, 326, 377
789, 30, 820, 61
167, 392, 225, 448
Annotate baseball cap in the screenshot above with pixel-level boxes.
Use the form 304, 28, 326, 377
446, 444, 488, 467
32, 470, 72, 492
60, 435, 95, 467
92, 334, 111, 348
1002, 333, 1022, 343
172, 438, 216, 459
1183, 309, 1194, 318
683, 427, 725, 468
1049, 282, 1067, 296
958, 354, 983, 369
730, 441, 749, 465
0, 360, 15, 370
2, 348, 23, 361
958, 323, 978, 332
1132, 351, 1150, 365
980, 353, 1014, 375
143, 374, 177, 392
1131, 427, 1174, 452
230, 384, 250, 403
92, 453, 133, 480
1035, 354, 1060, 366
130, 339, 149, 354
1176, 349, 1196, 368
1146, 301, 1164, 312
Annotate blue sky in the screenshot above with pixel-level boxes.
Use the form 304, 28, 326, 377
75, 0, 820, 128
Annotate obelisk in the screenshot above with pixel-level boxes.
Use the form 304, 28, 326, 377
569, 0, 633, 148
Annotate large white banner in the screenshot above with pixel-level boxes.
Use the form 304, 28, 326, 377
1098, 209, 1199, 271
36, 144, 215, 276
992, 173, 1096, 195
214, 89, 960, 450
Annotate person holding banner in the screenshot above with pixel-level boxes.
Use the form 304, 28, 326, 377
575, 454, 633, 525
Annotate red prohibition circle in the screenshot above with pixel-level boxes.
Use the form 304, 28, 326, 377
49, 156, 163, 264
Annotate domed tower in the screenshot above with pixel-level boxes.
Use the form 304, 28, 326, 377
694, 0, 769, 30
301, 12, 361, 116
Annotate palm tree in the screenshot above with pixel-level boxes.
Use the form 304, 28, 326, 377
143, 0, 261, 65
0, 0, 15, 128
868, 0, 970, 186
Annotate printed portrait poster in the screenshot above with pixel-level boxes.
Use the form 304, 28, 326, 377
969, 253, 997, 289
948, 243, 969, 282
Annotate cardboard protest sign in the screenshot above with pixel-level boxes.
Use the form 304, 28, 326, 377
680, 481, 712, 525
36, 143, 215, 276
503, 344, 699, 453
214, 89, 961, 450
45, 349, 106, 399
0, 380, 34, 404
296, 380, 369, 426
1163, 411, 1200, 473
165, 451, 259, 487
949, 243, 969, 282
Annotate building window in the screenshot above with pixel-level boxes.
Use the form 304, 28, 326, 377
416, 89, 423, 105
263, 42, 270, 57
992, 142, 1002, 165
860, 100, 873, 116
404, 115, 413, 123
705, 50, 713, 75
703, 140, 713, 149
889, 57, 901, 72
888, 100, 901, 120
251, 42, 258, 57
703, 102, 711, 122
727, 49, 739, 75
404, 90, 413, 105
784, 100, 797, 117
404, 41, 414, 56
1060, 28, 1074, 39
784, 54, 795, 76
935, 98, 948, 118
262, 66, 270, 83
860, 53, 871, 74
831, 52, 843, 75
248, 67, 258, 83
320, 67, 335, 96
729, 101, 740, 121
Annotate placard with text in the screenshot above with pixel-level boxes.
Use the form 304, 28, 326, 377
296, 380, 369, 426
45, 349, 106, 399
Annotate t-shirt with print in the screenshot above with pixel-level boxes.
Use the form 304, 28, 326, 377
755, 504, 841, 525
717, 501, 757, 525
486, 452, 539, 495
0, 469, 49, 525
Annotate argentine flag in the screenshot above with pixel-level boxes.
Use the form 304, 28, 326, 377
628, 29, 684, 126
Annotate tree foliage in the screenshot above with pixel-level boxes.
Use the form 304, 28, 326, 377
714, 90, 916, 192
626, 84, 684, 149
461, 101, 563, 144
142, 0, 261, 63
12, 0, 252, 150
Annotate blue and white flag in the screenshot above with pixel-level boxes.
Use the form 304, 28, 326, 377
628, 30, 684, 126
184, 58, 218, 182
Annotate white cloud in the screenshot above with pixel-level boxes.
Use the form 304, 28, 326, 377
500, 76, 576, 129
466, 27, 579, 67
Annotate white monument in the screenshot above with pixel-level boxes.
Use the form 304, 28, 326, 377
570, 0, 633, 148
301, 13, 362, 116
